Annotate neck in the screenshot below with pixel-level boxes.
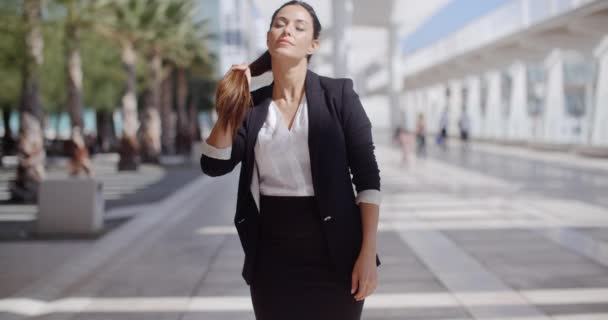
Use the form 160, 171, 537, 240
270, 57, 307, 103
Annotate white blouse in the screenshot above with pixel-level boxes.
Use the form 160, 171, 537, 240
201, 95, 381, 207
255, 95, 314, 196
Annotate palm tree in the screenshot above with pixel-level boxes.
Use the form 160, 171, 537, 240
96, 0, 156, 170
159, 63, 175, 154
137, 1, 177, 163
63, 0, 84, 134
81, 31, 124, 154
0, 1, 24, 166
162, 6, 214, 155
187, 55, 216, 144
10, 0, 46, 202
139, 0, 213, 160
57, 0, 109, 175
134, 0, 214, 157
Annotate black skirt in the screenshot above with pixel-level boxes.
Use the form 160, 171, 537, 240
250, 195, 364, 320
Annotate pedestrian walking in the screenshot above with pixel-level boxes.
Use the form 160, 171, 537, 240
458, 109, 471, 151
396, 126, 412, 166
199, 2, 381, 319
437, 107, 448, 150
415, 113, 427, 157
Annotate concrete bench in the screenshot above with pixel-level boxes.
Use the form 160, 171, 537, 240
37, 178, 104, 236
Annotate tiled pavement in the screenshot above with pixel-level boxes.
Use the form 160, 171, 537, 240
0, 154, 169, 240
0, 154, 201, 301
1, 142, 608, 319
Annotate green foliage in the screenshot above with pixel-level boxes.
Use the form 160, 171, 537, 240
96, 0, 159, 45
81, 32, 125, 112
154, 0, 216, 112
40, 19, 66, 114
0, 0, 218, 115
189, 75, 215, 112
0, 0, 67, 113
188, 53, 217, 112
161, 1, 215, 72
0, 1, 23, 110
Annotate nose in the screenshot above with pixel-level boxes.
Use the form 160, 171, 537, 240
282, 24, 294, 37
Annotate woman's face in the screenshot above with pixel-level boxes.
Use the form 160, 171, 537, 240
267, 5, 319, 61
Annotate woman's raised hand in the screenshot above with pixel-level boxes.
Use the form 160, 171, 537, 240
213, 63, 254, 137
229, 63, 251, 88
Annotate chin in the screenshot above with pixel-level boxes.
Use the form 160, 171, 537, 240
270, 49, 304, 62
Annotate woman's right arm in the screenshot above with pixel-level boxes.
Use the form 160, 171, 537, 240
200, 117, 247, 177
200, 64, 251, 177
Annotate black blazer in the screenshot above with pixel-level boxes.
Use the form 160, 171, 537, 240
200, 69, 381, 286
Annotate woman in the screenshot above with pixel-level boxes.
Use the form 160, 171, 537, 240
415, 113, 427, 157
200, 2, 381, 319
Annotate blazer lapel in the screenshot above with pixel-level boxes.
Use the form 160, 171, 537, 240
304, 70, 324, 195
247, 85, 272, 159
246, 84, 271, 212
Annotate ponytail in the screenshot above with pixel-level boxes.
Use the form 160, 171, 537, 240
214, 51, 272, 137
250, 51, 272, 77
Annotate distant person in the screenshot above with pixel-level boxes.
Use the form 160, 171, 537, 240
437, 108, 448, 150
458, 110, 470, 145
392, 126, 401, 146
396, 126, 412, 166
415, 113, 427, 157
200, 2, 381, 319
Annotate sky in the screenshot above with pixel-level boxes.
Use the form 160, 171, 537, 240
402, 0, 511, 53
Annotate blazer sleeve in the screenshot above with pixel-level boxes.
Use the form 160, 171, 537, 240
341, 79, 381, 194
199, 114, 248, 177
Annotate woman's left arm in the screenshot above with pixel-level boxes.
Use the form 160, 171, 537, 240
352, 202, 379, 301
340, 79, 381, 301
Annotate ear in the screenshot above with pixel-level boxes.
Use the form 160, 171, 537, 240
307, 39, 319, 55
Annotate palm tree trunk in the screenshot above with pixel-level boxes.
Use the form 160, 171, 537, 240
65, 14, 90, 176
117, 40, 139, 171
96, 110, 116, 153
11, 0, 46, 202
0, 109, 6, 167
175, 67, 190, 154
66, 20, 83, 129
188, 91, 201, 142
2, 108, 17, 157
160, 67, 175, 154
140, 50, 162, 163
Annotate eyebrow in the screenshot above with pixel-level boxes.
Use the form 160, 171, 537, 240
275, 16, 309, 24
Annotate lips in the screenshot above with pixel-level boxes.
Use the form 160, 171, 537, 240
278, 38, 294, 46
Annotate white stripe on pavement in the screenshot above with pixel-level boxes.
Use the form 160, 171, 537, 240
2, 288, 608, 316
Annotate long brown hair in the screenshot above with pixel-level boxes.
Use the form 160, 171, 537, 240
214, 1, 322, 137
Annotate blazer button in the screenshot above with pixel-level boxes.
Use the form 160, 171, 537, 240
323, 216, 332, 222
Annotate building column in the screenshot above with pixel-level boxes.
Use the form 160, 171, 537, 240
542, 50, 566, 144
332, 0, 353, 78
414, 90, 423, 121
405, 91, 416, 132
466, 76, 482, 139
485, 71, 502, 140
479, 77, 490, 139
448, 81, 463, 138
591, 36, 608, 146
507, 62, 529, 142
388, 21, 403, 130
435, 84, 448, 134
